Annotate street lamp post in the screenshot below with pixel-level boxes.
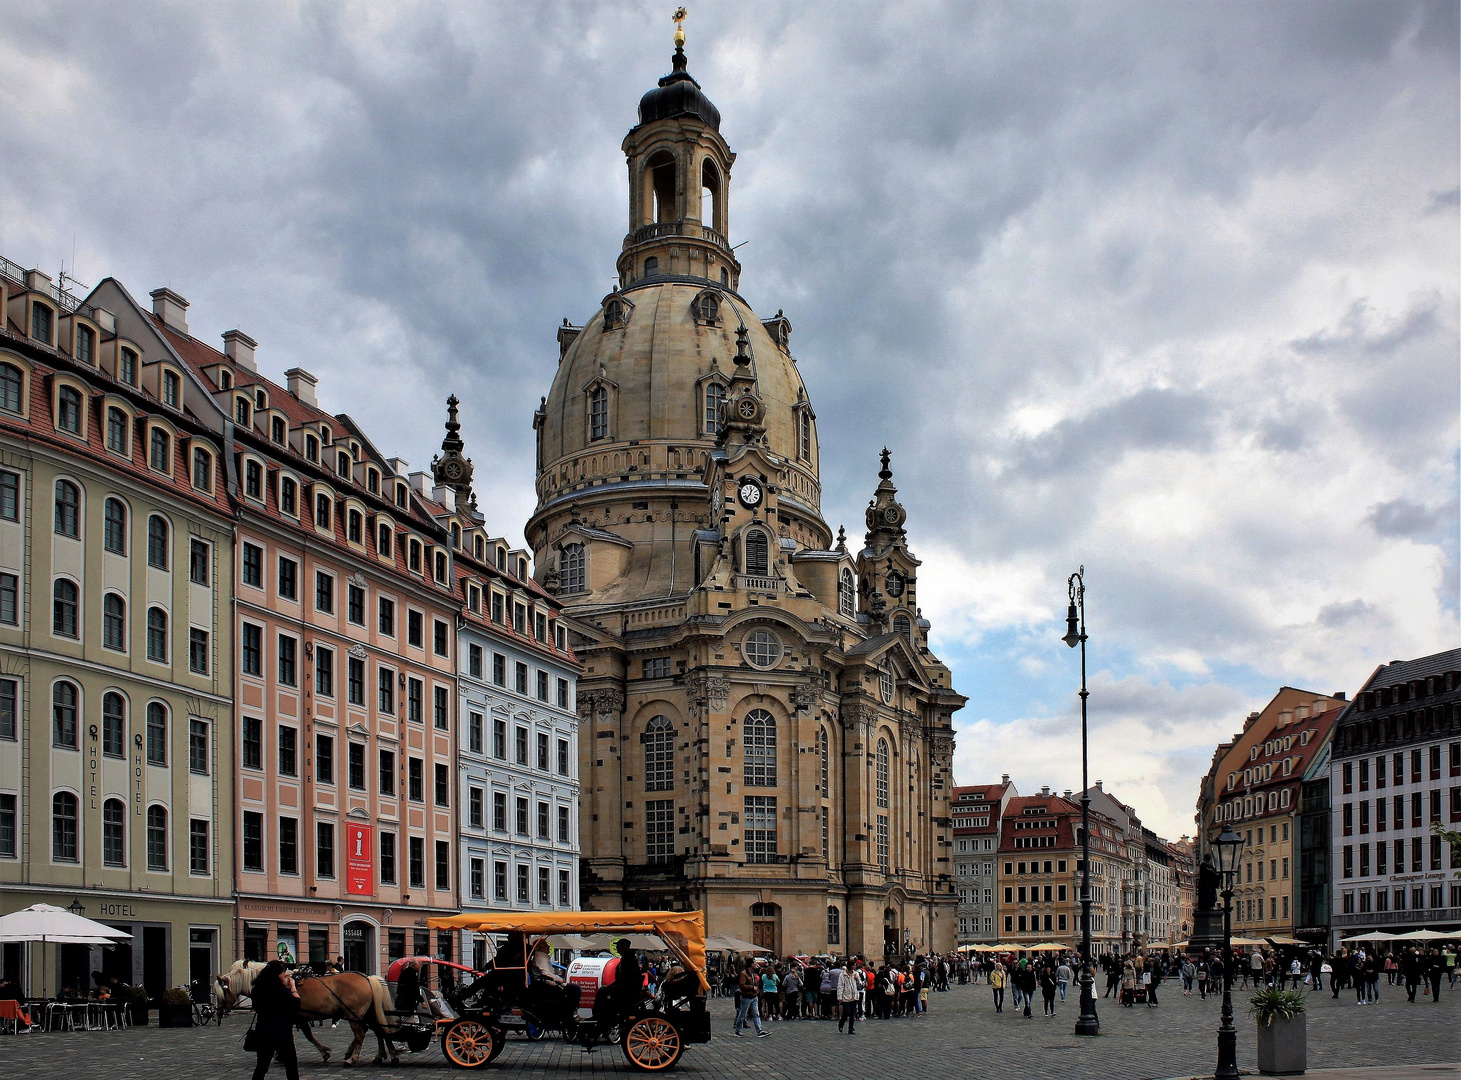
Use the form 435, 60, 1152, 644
1211, 823, 1246, 1080
1063, 567, 1099, 1037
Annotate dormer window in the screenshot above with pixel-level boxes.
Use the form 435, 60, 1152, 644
474, 534, 485, 561
703, 382, 725, 436
366, 467, 379, 494
314, 491, 332, 531
434, 550, 448, 583
349, 441, 360, 460
0, 363, 23, 414
496, 548, 506, 571
304, 434, 319, 462
561, 543, 585, 593
588, 386, 608, 441
395, 482, 408, 509
254, 388, 268, 410
517, 557, 527, 581
106, 407, 129, 454
31, 302, 53, 344
691, 291, 721, 326
149, 428, 171, 473
55, 386, 83, 435
192, 447, 213, 491
450, 522, 461, 549
218, 368, 232, 390
348, 508, 363, 544
75, 325, 95, 366
604, 299, 625, 331
162, 371, 180, 408
467, 583, 481, 612
377, 522, 393, 558
244, 460, 263, 500
336, 451, 351, 479
798, 408, 812, 461
118, 347, 138, 385
280, 476, 297, 516
235, 397, 251, 426
318, 424, 331, 446
271, 416, 286, 444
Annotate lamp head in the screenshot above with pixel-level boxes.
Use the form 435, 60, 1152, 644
1212, 822, 1245, 881
1062, 602, 1081, 648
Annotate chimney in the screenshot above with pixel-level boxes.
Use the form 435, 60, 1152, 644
1332, 691, 1346, 701
1001, 774, 1010, 785
284, 367, 318, 407
387, 457, 410, 477
25, 269, 52, 293
1095, 780, 1104, 791
150, 287, 190, 334
222, 330, 258, 372
1063, 790, 1073, 799
409, 470, 430, 494
1041, 785, 1050, 797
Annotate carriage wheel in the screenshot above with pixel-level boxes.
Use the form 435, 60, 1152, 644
623, 1015, 683, 1071
487, 1026, 508, 1063
442, 1019, 497, 1069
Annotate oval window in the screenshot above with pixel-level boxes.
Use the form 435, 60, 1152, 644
743, 629, 781, 669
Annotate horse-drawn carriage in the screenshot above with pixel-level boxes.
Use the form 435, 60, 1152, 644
425, 910, 713, 1071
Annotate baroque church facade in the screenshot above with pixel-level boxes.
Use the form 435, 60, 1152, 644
525, 32, 965, 957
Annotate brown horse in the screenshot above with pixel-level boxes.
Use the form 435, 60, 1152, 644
217, 960, 399, 1066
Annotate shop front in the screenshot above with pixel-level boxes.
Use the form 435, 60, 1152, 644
0, 888, 230, 1001
233, 898, 457, 976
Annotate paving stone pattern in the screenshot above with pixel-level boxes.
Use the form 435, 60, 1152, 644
3, 980, 1456, 1080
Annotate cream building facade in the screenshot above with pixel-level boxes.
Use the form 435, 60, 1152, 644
524, 37, 965, 957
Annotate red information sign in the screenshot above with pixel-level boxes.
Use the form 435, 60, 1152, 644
345, 823, 374, 896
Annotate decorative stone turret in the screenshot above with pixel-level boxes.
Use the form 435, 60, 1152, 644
430, 394, 475, 511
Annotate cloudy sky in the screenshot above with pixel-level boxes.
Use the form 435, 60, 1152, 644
2, 1, 1456, 840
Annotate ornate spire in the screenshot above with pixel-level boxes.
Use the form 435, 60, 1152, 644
836, 525, 847, 552
430, 394, 475, 506
864, 446, 907, 545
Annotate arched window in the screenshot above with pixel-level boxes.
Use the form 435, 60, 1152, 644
102, 593, 126, 651
701, 159, 720, 232
604, 299, 624, 330
103, 798, 127, 866
644, 715, 674, 792
146, 702, 168, 765
647, 151, 676, 224
56, 385, 83, 434
146, 606, 168, 662
704, 383, 725, 435
146, 805, 168, 870
643, 256, 659, 278
838, 569, 855, 617
103, 497, 127, 554
588, 386, 609, 441
743, 709, 777, 787
876, 738, 890, 809
53, 480, 80, 537
0, 363, 21, 413
149, 427, 171, 472
52, 792, 79, 862
894, 613, 912, 644
561, 543, 585, 592
76, 324, 95, 365
52, 579, 79, 639
235, 397, 251, 426
192, 447, 212, 491
798, 410, 811, 461
350, 509, 364, 544
102, 692, 126, 757
744, 530, 769, 576
819, 726, 829, 797
147, 514, 170, 568
106, 406, 129, 453
827, 905, 841, 945
377, 522, 393, 558
52, 681, 78, 746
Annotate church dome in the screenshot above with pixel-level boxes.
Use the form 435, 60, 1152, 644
637, 48, 721, 130
533, 281, 821, 522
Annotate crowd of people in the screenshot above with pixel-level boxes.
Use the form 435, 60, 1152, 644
724, 953, 957, 1036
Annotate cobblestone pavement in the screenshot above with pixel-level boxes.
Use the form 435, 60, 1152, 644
2, 981, 1456, 1080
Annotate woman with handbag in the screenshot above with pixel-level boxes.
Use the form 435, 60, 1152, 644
249, 960, 301, 1080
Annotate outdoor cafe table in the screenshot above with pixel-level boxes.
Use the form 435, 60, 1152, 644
0, 998, 31, 1031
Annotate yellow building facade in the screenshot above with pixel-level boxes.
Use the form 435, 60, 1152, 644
524, 36, 964, 958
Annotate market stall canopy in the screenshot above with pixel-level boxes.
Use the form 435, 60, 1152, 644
705, 935, 770, 954
0, 904, 133, 944
1229, 937, 1271, 948
1024, 942, 1066, 952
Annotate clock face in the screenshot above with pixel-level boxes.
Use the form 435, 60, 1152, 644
738, 479, 763, 509
885, 571, 905, 598
737, 398, 758, 420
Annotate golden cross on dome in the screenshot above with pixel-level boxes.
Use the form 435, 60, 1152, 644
673, 6, 687, 49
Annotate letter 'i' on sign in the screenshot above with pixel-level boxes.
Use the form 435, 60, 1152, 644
345, 823, 374, 896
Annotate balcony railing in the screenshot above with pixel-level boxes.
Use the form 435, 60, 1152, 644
629, 221, 732, 254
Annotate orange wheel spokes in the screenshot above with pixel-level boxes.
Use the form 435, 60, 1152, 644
445, 1020, 494, 1068
626, 1017, 680, 1070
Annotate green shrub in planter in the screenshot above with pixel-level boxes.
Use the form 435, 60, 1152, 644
1250, 988, 1306, 1075
159, 987, 193, 1028
127, 985, 150, 1026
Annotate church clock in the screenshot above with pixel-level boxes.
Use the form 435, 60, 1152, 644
737, 477, 764, 509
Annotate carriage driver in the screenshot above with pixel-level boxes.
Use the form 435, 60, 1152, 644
394, 959, 427, 1019
530, 939, 566, 987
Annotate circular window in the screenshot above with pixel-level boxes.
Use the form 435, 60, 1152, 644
879, 669, 894, 703
743, 629, 782, 669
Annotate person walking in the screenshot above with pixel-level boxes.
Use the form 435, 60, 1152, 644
1147, 962, 1162, 1007
1018, 963, 1037, 1019
990, 962, 1006, 1014
782, 966, 801, 1020
836, 962, 860, 1035
761, 965, 780, 1021
1181, 958, 1196, 995
1056, 959, 1071, 1002
1039, 965, 1058, 1016
1120, 960, 1137, 1008
734, 964, 769, 1037
249, 960, 301, 1080
1426, 949, 1445, 1003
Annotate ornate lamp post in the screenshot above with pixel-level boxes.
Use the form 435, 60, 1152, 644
1211, 823, 1246, 1080
67, 897, 85, 917
1063, 567, 1099, 1037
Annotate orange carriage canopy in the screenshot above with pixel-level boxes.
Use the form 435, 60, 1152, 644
427, 910, 709, 992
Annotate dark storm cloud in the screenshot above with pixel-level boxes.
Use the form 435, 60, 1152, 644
1, 0, 1455, 837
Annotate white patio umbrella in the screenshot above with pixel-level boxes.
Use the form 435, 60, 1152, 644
704, 934, 770, 954
1341, 931, 1398, 942
0, 904, 132, 997
1391, 929, 1453, 941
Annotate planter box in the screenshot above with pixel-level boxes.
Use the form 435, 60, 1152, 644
158, 1004, 192, 1028
1256, 1013, 1306, 1075
129, 1003, 149, 1026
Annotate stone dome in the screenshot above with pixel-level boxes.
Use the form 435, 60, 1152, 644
533, 280, 823, 527
637, 48, 721, 130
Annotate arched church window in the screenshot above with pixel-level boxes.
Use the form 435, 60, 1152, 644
704, 382, 725, 435
838, 569, 855, 617
819, 727, 829, 797
588, 386, 609, 441
721, 268, 729, 287
744, 530, 769, 576
876, 738, 890, 809
701, 159, 720, 232
644, 715, 674, 792
561, 543, 585, 592
647, 152, 676, 224
743, 709, 777, 787
798, 410, 811, 461
879, 669, 894, 704
604, 300, 623, 330
894, 613, 912, 644
644, 257, 659, 278
827, 905, 841, 945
